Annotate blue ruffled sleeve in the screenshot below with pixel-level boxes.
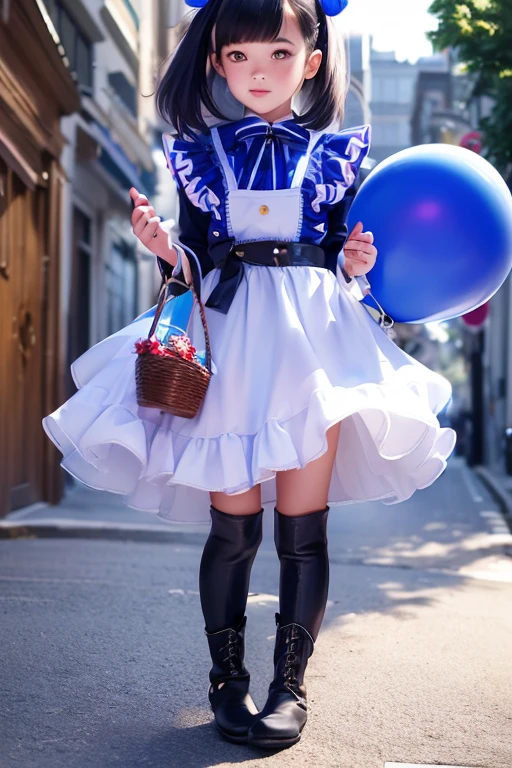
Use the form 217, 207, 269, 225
162, 132, 224, 222
157, 133, 219, 285
305, 125, 372, 301
305, 124, 371, 212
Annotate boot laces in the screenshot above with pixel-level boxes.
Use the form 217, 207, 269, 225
221, 629, 241, 676
284, 627, 301, 683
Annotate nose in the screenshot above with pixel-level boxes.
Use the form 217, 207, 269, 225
252, 73, 265, 81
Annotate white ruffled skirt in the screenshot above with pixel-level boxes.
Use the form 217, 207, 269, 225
43, 264, 456, 524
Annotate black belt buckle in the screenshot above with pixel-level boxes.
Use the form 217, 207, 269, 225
272, 243, 292, 267
228, 240, 324, 268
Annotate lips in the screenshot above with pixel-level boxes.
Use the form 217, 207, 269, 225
250, 90, 270, 95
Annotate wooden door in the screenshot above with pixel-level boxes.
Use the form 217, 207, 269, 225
0, 157, 46, 511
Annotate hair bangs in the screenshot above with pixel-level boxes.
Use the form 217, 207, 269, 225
214, 0, 284, 54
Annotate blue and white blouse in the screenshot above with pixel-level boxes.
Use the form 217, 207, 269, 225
158, 112, 371, 310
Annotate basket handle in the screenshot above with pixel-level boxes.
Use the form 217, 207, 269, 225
147, 276, 212, 374
147, 276, 187, 339
195, 288, 212, 374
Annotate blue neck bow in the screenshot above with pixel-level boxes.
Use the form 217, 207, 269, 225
233, 117, 310, 152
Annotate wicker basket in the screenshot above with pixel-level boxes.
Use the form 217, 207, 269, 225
135, 278, 212, 418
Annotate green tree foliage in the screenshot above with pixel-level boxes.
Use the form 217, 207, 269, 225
428, 0, 512, 172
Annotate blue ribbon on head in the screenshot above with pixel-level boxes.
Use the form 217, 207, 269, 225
320, 0, 349, 13
185, 0, 349, 15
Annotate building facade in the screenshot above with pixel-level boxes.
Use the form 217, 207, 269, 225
345, 34, 372, 129
0, 0, 179, 517
411, 52, 476, 148
0, 0, 80, 514
52, 0, 181, 497
48, 0, 169, 383
369, 49, 418, 164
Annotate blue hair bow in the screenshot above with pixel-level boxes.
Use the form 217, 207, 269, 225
185, 0, 349, 15
320, 0, 349, 13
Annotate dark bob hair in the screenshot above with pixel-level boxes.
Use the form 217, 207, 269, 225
156, 0, 347, 137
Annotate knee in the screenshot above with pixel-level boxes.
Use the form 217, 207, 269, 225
209, 504, 263, 555
274, 506, 329, 555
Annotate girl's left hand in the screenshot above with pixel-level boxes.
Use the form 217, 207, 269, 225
344, 221, 377, 277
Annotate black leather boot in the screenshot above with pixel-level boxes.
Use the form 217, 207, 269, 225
248, 612, 314, 749
248, 506, 329, 750
206, 616, 259, 744
200, 505, 263, 743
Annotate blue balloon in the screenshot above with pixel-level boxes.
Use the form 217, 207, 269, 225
348, 144, 512, 323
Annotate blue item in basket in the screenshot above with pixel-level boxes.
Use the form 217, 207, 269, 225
132, 290, 193, 332
131, 291, 209, 368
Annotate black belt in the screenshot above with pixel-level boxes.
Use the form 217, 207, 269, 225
205, 241, 326, 314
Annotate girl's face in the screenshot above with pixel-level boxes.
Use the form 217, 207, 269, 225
211, 6, 322, 123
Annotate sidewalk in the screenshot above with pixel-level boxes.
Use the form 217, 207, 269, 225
0, 482, 209, 542
474, 463, 512, 522
2, 460, 511, 547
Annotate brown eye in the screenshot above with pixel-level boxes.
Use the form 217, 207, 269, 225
272, 50, 290, 60
228, 51, 246, 62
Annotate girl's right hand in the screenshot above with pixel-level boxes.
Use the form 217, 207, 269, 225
129, 187, 173, 263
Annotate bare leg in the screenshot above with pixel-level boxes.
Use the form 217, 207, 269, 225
210, 485, 262, 516
276, 422, 340, 516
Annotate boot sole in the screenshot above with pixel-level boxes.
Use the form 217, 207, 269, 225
248, 727, 304, 750
249, 735, 302, 750
216, 723, 249, 745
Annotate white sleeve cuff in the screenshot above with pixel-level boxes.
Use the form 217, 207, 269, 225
336, 250, 370, 302
171, 250, 183, 278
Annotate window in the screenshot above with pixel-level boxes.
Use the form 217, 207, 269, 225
108, 71, 138, 117
371, 120, 410, 147
106, 243, 137, 336
383, 79, 398, 102
398, 77, 414, 105
47, 0, 93, 90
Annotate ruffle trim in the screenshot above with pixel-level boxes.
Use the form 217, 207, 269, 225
303, 124, 372, 212
161, 124, 372, 224
162, 132, 223, 221
42, 371, 455, 524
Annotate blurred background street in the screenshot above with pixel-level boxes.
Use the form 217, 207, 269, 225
1, 1, 512, 766
1, 458, 512, 768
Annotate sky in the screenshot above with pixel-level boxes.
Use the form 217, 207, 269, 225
341, 0, 439, 63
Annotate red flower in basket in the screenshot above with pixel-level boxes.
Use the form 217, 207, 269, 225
168, 334, 196, 362
134, 334, 197, 362
134, 338, 161, 355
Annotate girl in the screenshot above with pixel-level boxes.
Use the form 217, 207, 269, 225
43, 0, 456, 751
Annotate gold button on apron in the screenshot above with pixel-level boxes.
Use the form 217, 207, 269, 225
259, 205, 269, 215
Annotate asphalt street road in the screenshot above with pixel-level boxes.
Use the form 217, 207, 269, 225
1, 457, 511, 768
